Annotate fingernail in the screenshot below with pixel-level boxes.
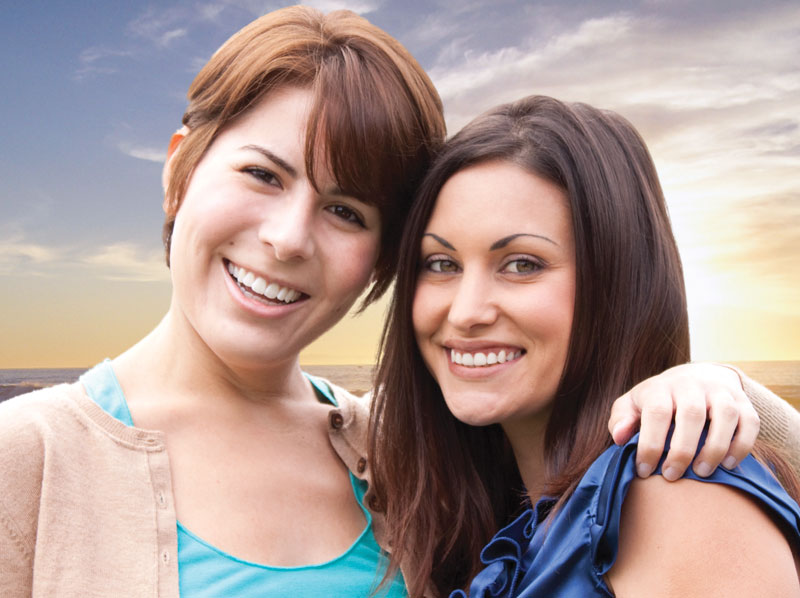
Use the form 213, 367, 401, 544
722, 455, 737, 470
662, 466, 680, 481
637, 463, 652, 478
694, 461, 712, 477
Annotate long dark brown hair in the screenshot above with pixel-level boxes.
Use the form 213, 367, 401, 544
163, 5, 445, 304
369, 95, 796, 597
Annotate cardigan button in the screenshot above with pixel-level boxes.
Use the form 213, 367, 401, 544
356, 457, 367, 473
368, 495, 382, 512
329, 412, 344, 430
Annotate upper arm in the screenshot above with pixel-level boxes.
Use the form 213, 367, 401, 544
607, 475, 800, 598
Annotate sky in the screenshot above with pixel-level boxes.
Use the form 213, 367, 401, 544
1, 0, 798, 368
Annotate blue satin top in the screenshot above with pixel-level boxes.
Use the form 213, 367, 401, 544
451, 433, 800, 597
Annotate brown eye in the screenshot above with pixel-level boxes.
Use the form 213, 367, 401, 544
503, 259, 541, 274
326, 204, 365, 227
427, 258, 459, 273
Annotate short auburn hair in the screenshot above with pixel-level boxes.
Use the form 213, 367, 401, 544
163, 5, 445, 304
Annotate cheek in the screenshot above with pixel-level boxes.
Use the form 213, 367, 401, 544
328, 234, 381, 297
534, 279, 575, 359
412, 282, 437, 340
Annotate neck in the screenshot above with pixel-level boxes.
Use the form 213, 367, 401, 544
502, 408, 551, 503
113, 309, 312, 415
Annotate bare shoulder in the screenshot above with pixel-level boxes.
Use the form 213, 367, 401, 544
607, 474, 800, 598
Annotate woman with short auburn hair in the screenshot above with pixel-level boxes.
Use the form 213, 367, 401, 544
0, 7, 445, 596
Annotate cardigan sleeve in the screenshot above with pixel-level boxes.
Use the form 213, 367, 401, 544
738, 372, 800, 476
0, 508, 33, 598
0, 392, 46, 598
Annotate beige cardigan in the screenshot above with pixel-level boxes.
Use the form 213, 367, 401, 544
1, 374, 798, 597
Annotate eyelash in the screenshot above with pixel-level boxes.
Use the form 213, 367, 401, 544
424, 255, 460, 273
325, 204, 365, 228
502, 257, 544, 274
243, 166, 281, 188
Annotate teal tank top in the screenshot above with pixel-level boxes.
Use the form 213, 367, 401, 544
81, 360, 406, 597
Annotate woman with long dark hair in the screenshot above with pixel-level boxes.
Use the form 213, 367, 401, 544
371, 95, 800, 596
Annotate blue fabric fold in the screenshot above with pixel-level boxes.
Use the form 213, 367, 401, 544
451, 431, 800, 597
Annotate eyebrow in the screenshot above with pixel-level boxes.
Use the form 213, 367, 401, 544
423, 231, 558, 252
240, 144, 297, 179
489, 233, 557, 250
423, 232, 455, 250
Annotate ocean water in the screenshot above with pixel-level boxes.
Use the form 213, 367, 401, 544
0, 368, 87, 386
1, 362, 798, 407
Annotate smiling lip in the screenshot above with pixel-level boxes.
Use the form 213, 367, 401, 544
224, 259, 307, 306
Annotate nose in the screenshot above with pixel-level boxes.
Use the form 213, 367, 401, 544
446, 269, 498, 331
258, 189, 316, 261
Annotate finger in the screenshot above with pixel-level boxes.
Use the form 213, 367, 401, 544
634, 387, 675, 478
690, 390, 739, 477
660, 385, 707, 481
721, 387, 760, 469
608, 391, 640, 445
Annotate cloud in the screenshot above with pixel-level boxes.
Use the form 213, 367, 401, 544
128, 7, 190, 47
302, 0, 382, 15
73, 46, 133, 80
0, 237, 57, 273
117, 142, 166, 163
198, 2, 226, 22
82, 243, 169, 282
0, 234, 168, 283
158, 28, 189, 47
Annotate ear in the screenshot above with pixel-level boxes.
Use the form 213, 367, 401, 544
162, 125, 189, 211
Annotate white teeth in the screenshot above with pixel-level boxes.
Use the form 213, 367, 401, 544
252, 277, 267, 295
264, 282, 280, 299
450, 348, 522, 368
227, 262, 302, 304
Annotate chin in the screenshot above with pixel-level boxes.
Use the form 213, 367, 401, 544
442, 394, 505, 428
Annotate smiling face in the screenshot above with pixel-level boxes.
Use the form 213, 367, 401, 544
166, 86, 381, 371
412, 160, 576, 430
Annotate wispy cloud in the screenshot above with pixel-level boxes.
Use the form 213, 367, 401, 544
0, 236, 57, 273
128, 7, 191, 47
302, 0, 382, 15
0, 235, 168, 282
117, 142, 166, 163
74, 46, 133, 80
82, 242, 169, 282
